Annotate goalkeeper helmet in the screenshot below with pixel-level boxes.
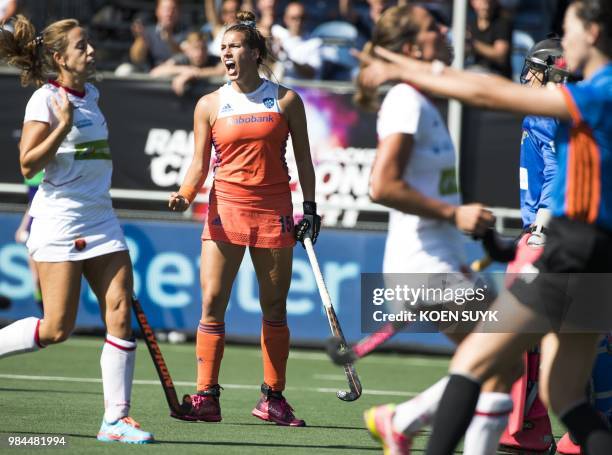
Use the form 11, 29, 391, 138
520, 36, 570, 85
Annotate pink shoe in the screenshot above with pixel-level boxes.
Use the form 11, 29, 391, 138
557, 432, 582, 454
363, 405, 412, 455
188, 385, 222, 422
251, 383, 306, 427
499, 414, 554, 452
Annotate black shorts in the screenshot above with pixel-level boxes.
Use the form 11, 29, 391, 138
509, 217, 612, 332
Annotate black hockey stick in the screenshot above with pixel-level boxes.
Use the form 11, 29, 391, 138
131, 296, 194, 420
471, 228, 518, 271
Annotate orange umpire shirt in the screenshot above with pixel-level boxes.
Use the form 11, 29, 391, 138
203, 80, 296, 247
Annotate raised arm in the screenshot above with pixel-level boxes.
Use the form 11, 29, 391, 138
359, 46, 571, 120
168, 93, 215, 211
205, 0, 222, 34
20, 89, 73, 179
0, 0, 16, 22
129, 20, 149, 65
338, 0, 358, 23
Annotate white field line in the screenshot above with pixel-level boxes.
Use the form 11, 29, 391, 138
313, 374, 350, 381
288, 351, 449, 368
0, 373, 417, 398
53, 338, 450, 367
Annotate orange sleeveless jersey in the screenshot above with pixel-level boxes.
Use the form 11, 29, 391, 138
203, 80, 295, 247
211, 79, 291, 200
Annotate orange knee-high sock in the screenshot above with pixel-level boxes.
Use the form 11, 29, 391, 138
196, 321, 225, 391
261, 319, 290, 392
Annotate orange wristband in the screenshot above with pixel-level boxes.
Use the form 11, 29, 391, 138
178, 185, 198, 203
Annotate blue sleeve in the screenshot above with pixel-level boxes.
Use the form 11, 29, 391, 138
538, 138, 558, 210
564, 81, 611, 130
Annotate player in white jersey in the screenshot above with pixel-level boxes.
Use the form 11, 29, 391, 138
356, 6, 515, 455
0, 16, 152, 443
377, 83, 468, 274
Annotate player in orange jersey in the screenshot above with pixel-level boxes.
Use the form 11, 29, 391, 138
168, 10, 318, 427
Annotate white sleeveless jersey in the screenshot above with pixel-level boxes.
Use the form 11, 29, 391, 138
377, 83, 466, 273
24, 82, 114, 222
215, 79, 282, 119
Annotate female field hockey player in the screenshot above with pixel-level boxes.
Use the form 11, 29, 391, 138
168, 10, 318, 426
358, 6, 521, 455
498, 36, 565, 454
0, 16, 153, 444
501, 35, 612, 455
358, 0, 612, 453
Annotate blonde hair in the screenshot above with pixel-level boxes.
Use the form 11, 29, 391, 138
354, 5, 421, 111
0, 15, 80, 87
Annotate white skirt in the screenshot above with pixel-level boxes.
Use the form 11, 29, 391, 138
382, 222, 476, 310
27, 215, 127, 262
382, 224, 467, 274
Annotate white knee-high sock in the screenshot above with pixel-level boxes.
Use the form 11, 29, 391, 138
463, 392, 513, 455
392, 377, 449, 435
101, 334, 136, 423
0, 317, 44, 358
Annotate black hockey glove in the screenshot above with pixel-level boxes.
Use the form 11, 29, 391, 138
295, 201, 321, 246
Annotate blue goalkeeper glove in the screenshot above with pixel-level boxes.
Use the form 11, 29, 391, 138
295, 201, 321, 246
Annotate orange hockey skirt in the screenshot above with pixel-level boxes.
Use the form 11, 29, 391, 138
202, 181, 296, 248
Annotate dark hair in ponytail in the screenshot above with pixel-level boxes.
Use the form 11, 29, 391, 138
225, 10, 268, 65
0, 15, 80, 87
354, 5, 421, 111
572, 0, 612, 57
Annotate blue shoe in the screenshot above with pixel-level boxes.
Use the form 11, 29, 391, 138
97, 417, 154, 444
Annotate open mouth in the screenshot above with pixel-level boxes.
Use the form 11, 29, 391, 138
224, 59, 237, 76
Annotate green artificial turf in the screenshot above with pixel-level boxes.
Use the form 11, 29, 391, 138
0, 336, 565, 454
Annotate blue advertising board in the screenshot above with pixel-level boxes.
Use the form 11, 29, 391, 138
0, 212, 502, 352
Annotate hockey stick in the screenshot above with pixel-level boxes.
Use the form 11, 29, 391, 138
471, 228, 519, 271
303, 237, 362, 402
326, 320, 405, 366
131, 296, 194, 420
327, 228, 517, 366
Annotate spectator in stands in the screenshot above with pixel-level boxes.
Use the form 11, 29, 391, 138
466, 0, 513, 78
127, 0, 186, 72
271, 1, 322, 80
205, 0, 240, 57
339, 0, 392, 41
151, 31, 225, 95
240, 0, 277, 37
0, 0, 17, 31
254, 0, 277, 37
